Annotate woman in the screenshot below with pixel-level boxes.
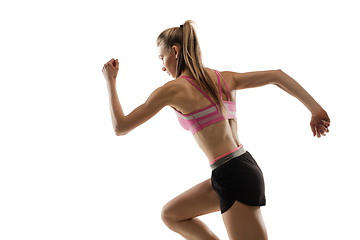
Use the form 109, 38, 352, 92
102, 20, 330, 240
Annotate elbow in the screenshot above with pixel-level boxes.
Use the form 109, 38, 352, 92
272, 69, 284, 85
115, 128, 128, 136
115, 131, 127, 136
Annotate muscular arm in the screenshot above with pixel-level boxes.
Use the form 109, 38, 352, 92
231, 69, 329, 137
106, 80, 178, 136
231, 69, 323, 114
231, 69, 279, 90
273, 70, 323, 114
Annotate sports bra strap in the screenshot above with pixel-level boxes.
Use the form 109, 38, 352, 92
217, 71, 223, 100
214, 70, 230, 101
180, 76, 215, 104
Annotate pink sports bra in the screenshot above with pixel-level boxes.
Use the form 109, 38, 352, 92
173, 69, 236, 135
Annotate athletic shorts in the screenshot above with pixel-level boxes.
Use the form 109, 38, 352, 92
210, 145, 266, 214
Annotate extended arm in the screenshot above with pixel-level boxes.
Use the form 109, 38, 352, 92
273, 70, 323, 114
274, 70, 330, 137
232, 69, 323, 113
231, 69, 330, 137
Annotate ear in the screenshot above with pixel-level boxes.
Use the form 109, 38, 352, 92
172, 45, 180, 55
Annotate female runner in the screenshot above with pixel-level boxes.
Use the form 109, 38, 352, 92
102, 20, 331, 240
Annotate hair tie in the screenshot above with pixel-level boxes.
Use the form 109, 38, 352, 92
180, 25, 183, 29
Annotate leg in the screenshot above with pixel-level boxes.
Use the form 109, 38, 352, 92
161, 178, 220, 240
222, 201, 268, 240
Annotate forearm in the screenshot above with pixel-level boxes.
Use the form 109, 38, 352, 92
275, 70, 323, 114
106, 81, 125, 134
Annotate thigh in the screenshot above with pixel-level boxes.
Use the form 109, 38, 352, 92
222, 201, 268, 240
162, 178, 220, 221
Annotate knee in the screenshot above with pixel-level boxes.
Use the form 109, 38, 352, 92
161, 204, 178, 230
161, 204, 173, 223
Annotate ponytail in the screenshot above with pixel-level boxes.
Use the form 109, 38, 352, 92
156, 20, 227, 116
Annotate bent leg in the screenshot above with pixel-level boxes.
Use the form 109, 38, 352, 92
222, 201, 268, 240
161, 178, 220, 240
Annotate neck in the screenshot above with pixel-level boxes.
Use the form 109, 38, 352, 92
181, 66, 210, 77
180, 68, 193, 78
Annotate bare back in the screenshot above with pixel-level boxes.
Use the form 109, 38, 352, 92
170, 68, 241, 163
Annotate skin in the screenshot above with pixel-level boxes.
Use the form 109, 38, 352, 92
102, 45, 330, 240
157, 45, 268, 239
158, 45, 241, 162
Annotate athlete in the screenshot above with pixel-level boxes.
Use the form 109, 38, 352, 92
102, 20, 331, 240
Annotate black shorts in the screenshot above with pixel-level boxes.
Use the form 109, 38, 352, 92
211, 147, 266, 214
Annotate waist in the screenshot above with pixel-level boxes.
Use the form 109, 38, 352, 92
209, 144, 246, 170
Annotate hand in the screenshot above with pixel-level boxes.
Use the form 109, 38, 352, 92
102, 58, 119, 83
310, 109, 331, 138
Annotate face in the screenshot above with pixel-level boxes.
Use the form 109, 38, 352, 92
158, 45, 179, 78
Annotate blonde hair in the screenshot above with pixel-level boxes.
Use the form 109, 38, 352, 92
156, 20, 226, 116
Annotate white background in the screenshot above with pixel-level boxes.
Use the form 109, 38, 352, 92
1, 0, 359, 239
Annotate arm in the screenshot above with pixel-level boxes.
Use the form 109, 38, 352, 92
231, 69, 330, 137
232, 68, 323, 113
231, 69, 280, 90
273, 70, 330, 137
107, 80, 178, 136
273, 70, 323, 113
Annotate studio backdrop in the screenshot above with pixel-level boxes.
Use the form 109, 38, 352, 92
1, 0, 359, 239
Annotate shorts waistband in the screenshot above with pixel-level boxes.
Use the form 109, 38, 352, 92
210, 145, 246, 171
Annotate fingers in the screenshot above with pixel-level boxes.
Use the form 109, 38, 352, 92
315, 120, 330, 138
112, 59, 119, 68
322, 120, 331, 128
103, 58, 118, 68
315, 125, 324, 138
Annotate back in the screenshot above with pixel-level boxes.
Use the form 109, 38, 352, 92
174, 70, 236, 135
170, 68, 241, 162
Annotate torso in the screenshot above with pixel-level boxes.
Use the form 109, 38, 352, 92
169, 67, 241, 163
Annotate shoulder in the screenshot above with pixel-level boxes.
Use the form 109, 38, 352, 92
205, 67, 234, 81
205, 68, 236, 91
165, 77, 188, 94
148, 79, 183, 107
215, 69, 235, 81
163, 78, 183, 94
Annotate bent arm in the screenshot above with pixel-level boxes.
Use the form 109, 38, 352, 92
106, 81, 178, 136
274, 70, 323, 114
107, 81, 125, 135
